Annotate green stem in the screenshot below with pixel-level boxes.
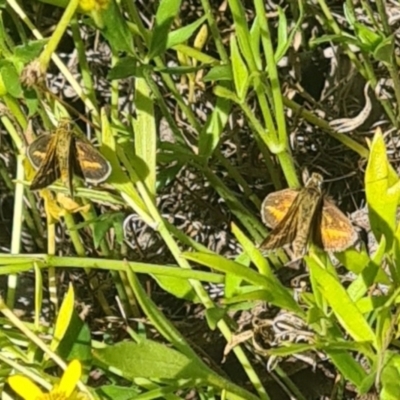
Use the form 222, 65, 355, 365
38, 0, 79, 69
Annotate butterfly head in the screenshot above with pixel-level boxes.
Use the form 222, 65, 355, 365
305, 172, 323, 191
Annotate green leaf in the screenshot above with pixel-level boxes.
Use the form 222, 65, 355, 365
153, 275, 200, 302
205, 307, 227, 330
24, 88, 39, 116
365, 128, 400, 249
275, 7, 288, 58
336, 246, 370, 275
327, 349, 368, 389
347, 236, 387, 302
198, 83, 231, 158
51, 284, 75, 352
97, 0, 134, 54
231, 222, 273, 279
375, 306, 393, 352
92, 212, 125, 248
310, 33, 359, 48
373, 35, 394, 64
203, 65, 232, 82
380, 351, 400, 400
13, 40, 47, 64
154, 64, 205, 74
156, 163, 182, 190
148, 0, 183, 59
167, 15, 207, 48
354, 23, 382, 49
133, 77, 156, 197
343, 1, 356, 28
392, 223, 400, 283
100, 113, 149, 218
107, 56, 137, 80
95, 386, 140, 400
94, 340, 210, 380
51, 284, 91, 363
225, 252, 250, 298
112, 216, 125, 246
230, 35, 249, 101
182, 252, 301, 313
275, 1, 304, 62
249, 16, 261, 70
1, 63, 22, 98
307, 257, 376, 344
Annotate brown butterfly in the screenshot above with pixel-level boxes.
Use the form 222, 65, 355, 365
27, 119, 111, 197
260, 172, 357, 258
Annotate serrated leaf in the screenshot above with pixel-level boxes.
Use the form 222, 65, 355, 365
148, 0, 183, 59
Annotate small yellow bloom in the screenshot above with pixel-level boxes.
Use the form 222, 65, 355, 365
79, 0, 109, 12
8, 360, 85, 400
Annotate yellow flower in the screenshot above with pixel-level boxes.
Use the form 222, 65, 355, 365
8, 360, 87, 400
78, 0, 109, 12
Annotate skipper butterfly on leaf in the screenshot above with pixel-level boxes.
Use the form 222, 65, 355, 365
27, 119, 111, 197
260, 172, 357, 258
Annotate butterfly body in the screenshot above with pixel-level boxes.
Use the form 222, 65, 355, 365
27, 119, 111, 197
260, 173, 357, 258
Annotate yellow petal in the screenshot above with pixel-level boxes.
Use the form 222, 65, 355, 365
8, 375, 43, 399
78, 0, 96, 12
43, 190, 64, 222
59, 360, 82, 396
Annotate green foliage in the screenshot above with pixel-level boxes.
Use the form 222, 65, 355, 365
1, 0, 400, 399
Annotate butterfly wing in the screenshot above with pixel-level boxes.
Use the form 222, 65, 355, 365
314, 198, 357, 252
27, 135, 53, 170
260, 191, 303, 250
29, 136, 60, 190
261, 189, 299, 228
74, 139, 111, 184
